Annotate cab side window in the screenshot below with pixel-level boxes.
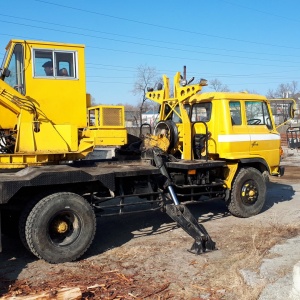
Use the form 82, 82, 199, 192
171, 105, 182, 123
229, 101, 242, 125
171, 104, 191, 123
33, 49, 77, 78
246, 101, 273, 129
191, 102, 212, 122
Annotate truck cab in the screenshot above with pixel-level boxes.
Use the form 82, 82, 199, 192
147, 73, 294, 180
188, 92, 283, 176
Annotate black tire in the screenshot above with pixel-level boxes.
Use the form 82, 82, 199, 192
227, 167, 266, 218
19, 197, 42, 251
25, 192, 96, 263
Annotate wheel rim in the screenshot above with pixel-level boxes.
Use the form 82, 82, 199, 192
154, 120, 179, 149
241, 180, 258, 206
48, 210, 81, 246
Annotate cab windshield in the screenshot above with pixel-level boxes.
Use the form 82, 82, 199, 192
0, 46, 10, 74
2, 43, 25, 95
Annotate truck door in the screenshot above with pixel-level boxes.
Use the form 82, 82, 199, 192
229, 101, 250, 156
246, 101, 280, 166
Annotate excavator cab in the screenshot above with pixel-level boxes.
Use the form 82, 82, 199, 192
1, 40, 87, 127
0, 40, 127, 167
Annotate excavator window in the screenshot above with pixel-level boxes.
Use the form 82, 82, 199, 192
3, 43, 25, 95
33, 49, 77, 78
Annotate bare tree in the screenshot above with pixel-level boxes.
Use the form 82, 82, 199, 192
278, 83, 290, 98
120, 103, 140, 127
132, 65, 161, 126
209, 79, 230, 92
266, 89, 276, 99
290, 81, 298, 95
267, 81, 298, 98
91, 96, 97, 106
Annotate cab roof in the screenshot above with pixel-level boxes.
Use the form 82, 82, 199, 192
6, 39, 85, 50
189, 91, 267, 103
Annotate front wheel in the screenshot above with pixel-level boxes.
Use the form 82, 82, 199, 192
24, 192, 96, 263
227, 167, 266, 218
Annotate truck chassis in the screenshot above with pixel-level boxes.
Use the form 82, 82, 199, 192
0, 155, 225, 263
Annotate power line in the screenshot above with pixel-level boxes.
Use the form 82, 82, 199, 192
1, 12, 300, 58
87, 45, 300, 68
216, 0, 300, 23
1, 18, 300, 66
0, 34, 298, 85
87, 63, 299, 78
1, 20, 299, 68
86, 62, 299, 80
33, 0, 300, 51
86, 79, 298, 87
0, 32, 297, 83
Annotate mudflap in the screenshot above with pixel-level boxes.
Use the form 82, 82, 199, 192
165, 204, 216, 254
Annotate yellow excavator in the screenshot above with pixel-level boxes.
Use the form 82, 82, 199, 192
0, 39, 295, 263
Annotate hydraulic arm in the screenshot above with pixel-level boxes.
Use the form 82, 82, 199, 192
152, 147, 216, 253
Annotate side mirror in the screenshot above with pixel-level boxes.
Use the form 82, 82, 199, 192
1, 68, 11, 77
290, 103, 295, 119
157, 83, 163, 90
268, 98, 297, 129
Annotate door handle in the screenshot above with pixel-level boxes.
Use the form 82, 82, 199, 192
252, 141, 258, 146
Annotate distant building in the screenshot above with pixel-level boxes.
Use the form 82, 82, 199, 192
125, 110, 159, 128
141, 110, 159, 127
125, 110, 140, 127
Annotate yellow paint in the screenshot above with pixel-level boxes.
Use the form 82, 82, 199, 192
0, 39, 127, 168
146, 71, 293, 188
143, 134, 170, 152
223, 163, 238, 189
249, 190, 255, 197
54, 220, 68, 233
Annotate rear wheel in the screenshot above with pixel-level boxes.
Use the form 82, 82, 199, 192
227, 167, 266, 218
24, 192, 96, 263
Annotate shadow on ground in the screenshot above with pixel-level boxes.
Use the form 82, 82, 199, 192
263, 181, 295, 212
0, 236, 34, 296
87, 198, 230, 258
0, 180, 295, 296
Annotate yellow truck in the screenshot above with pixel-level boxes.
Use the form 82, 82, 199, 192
0, 40, 295, 263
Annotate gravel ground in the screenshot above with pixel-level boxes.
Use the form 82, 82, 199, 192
1, 147, 300, 299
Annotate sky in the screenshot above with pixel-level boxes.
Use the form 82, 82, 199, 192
1, 0, 300, 105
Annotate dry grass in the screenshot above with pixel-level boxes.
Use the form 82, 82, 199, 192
2, 218, 300, 299
201, 221, 300, 300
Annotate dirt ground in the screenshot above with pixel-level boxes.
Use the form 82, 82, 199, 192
1, 152, 300, 300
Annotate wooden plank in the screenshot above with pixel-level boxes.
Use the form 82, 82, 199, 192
2, 287, 81, 300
